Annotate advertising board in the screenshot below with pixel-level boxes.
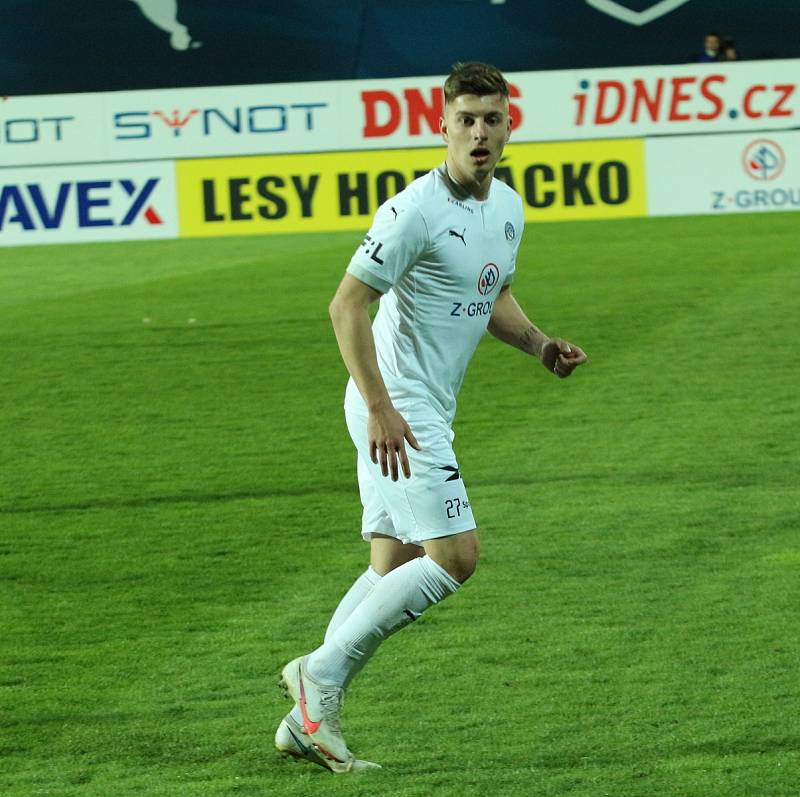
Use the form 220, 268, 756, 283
0, 161, 177, 247
3, 60, 797, 167
647, 131, 800, 216
176, 139, 646, 238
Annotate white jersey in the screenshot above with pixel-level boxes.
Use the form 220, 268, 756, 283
345, 164, 524, 424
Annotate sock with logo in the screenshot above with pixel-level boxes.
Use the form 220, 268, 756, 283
289, 565, 382, 726
305, 555, 460, 688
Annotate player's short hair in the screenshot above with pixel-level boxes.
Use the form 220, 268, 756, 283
444, 62, 509, 104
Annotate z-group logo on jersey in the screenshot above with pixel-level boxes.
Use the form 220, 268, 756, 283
477, 263, 500, 296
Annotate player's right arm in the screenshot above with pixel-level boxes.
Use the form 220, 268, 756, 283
488, 285, 588, 378
329, 274, 421, 481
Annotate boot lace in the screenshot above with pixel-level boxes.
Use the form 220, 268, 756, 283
318, 685, 345, 733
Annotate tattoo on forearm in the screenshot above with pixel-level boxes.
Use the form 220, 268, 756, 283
520, 325, 544, 356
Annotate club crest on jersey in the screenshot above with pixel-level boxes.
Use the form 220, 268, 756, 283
505, 221, 515, 241
477, 263, 500, 296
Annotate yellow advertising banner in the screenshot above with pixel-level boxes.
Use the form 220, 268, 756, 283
177, 139, 646, 237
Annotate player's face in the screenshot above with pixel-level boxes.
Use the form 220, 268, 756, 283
440, 93, 511, 192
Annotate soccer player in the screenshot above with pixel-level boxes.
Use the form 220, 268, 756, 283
276, 61, 587, 773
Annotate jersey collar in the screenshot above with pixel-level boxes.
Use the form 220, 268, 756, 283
436, 162, 488, 203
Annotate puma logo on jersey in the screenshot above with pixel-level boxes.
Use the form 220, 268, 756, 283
449, 228, 467, 246
390, 206, 405, 221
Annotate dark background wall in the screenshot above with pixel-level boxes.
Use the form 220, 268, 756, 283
3, 0, 799, 96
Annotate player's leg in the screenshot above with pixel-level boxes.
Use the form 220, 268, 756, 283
305, 410, 476, 681
284, 558, 381, 720
370, 532, 424, 576
283, 543, 465, 763
279, 473, 409, 768
277, 534, 423, 769
317, 476, 423, 642
284, 538, 465, 769
278, 551, 385, 771
278, 551, 386, 771
281, 411, 471, 768
300, 470, 423, 654
423, 529, 479, 583
304, 530, 470, 686
282, 542, 384, 736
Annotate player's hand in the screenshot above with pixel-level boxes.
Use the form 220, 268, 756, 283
368, 406, 421, 481
541, 338, 588, 379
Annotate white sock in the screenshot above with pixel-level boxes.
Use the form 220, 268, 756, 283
324, 566, 382, 642
306, 556, 460, 688
289, 566, 382, 725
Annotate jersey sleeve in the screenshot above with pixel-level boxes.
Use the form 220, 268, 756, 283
346, 200, 429, 293
503, 200, 525, 288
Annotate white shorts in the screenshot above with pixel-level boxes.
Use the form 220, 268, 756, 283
344, 407, 477, 545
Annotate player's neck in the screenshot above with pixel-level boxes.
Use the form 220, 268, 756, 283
443, 159, 492, 201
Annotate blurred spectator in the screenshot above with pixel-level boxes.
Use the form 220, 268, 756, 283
721, 37, 737, 60
694, 32, 723, 62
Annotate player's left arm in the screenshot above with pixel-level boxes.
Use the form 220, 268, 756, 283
487, 286, 588, 378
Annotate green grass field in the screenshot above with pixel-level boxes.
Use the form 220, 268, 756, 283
2, 213, 799, 797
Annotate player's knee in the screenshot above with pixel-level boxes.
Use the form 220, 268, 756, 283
449, 555, 477, 584
441, 533, 480, 584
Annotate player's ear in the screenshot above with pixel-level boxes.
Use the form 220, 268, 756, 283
440, 115, 449, 143
505, 115, 512, 143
